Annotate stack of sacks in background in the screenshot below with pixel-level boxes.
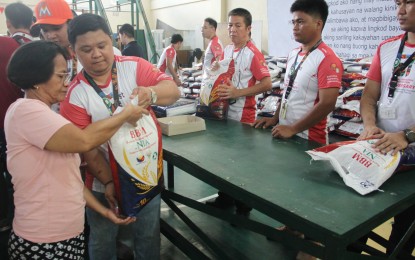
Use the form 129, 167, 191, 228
180, 68, 203, 99
327, 57, 372, 139
257, 56, 287, 117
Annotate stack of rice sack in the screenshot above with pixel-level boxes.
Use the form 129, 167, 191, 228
257, 56, 286, 117
340, 58, 371, 93
180, 68, 203, 99
329, 87, 364, 138
328, 57, 373, 139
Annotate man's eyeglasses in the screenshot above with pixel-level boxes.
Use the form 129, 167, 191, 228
55, 72, 72, 85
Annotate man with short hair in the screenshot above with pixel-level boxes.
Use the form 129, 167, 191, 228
61, 13, 180, 260
255, 3, 342, 258
219, 8, 272, 124
34, 0, 121, 78
0, 3, 34, 258
119, 23, 145, 59
206, 8, 272, 215
358, 0, 415, 257
253, 0, 342, 145
157, 33, 183, 86
201, 17, 223, 73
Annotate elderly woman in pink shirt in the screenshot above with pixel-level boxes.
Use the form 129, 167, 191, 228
4, 41, 145, 259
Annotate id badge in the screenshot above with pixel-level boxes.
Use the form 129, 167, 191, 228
378, 104, 397, 120
280, 101, 288, 119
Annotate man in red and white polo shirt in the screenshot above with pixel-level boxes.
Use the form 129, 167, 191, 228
157, 34, 183, 86
201, 17, 223, 73
205, 8, 271, 214
358, 0, 415, 257
61, 14, 179, 260
217, 8, 272, 124
253, 0, 342, 146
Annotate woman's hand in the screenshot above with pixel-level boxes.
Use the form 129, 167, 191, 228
121, 103, 149, 126
104, 209, 136, 225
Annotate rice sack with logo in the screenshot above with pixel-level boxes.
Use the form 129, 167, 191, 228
306, 140, 415, 195
109, 106, 163, 217
197, 58, 235, 120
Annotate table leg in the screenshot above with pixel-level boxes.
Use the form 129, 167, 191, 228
167, 162, 174, 188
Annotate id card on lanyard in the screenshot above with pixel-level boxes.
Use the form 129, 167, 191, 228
379, 33, 415, 120
280, 40, 322, 119
378, 104, 397, 120
84, 62, 121, 116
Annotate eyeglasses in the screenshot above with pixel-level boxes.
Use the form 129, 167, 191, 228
55, 72, 72, 85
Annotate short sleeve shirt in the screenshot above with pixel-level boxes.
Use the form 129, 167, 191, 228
4, 99, 83, 243
222, 41, 270, 123
157, 45, 176, 77
366, 34, 415, 133
280, 42, 343, 144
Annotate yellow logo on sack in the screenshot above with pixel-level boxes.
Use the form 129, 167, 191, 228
123, 148, 158, 185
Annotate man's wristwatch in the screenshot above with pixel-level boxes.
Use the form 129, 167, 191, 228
403, 129, 415, 143
149, 88, 157, 104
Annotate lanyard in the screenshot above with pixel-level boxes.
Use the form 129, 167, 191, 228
231, 43, 247, 63
388, 33, 415, 99
284, 39, 322, 101
11, 32, 34, 44
229, 42, 247, 88
83, 62, 121, 116
70, 55, 78, 80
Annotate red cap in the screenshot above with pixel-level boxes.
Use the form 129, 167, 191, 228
33, 0, 73, 26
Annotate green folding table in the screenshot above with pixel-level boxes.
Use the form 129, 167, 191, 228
161, 119, 415, 259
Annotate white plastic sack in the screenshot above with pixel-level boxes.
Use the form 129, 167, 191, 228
109, 107, 159, 186
107, 103, 162, 216
306, 139, 400, 195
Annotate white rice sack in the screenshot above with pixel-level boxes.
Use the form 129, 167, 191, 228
306, 140, 400, 195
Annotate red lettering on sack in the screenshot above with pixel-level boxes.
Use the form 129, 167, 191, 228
130, 130, 136, 138
352, 153, 372, 168
130, 128, 148, 139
